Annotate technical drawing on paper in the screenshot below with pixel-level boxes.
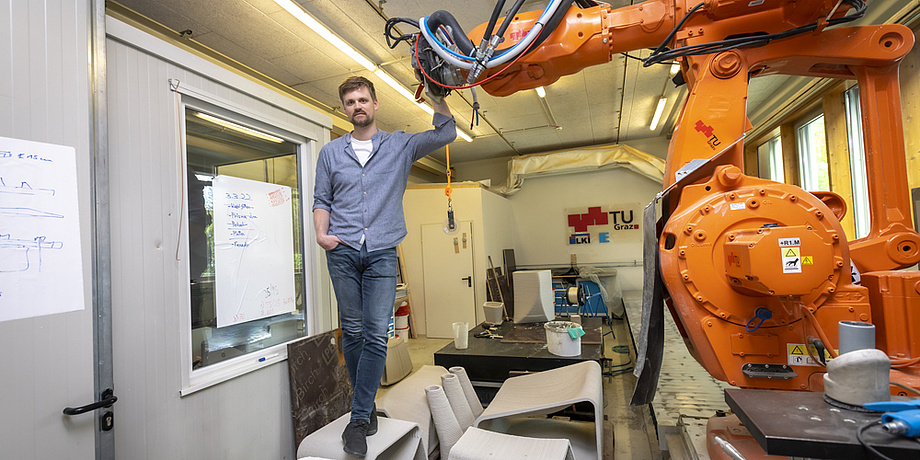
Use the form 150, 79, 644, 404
0, 234, 63, 273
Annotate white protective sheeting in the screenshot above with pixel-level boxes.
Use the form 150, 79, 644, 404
495, 144, 665, 196
577, 266, 625, 317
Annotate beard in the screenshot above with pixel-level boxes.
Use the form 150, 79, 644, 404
350, 111, 374, 128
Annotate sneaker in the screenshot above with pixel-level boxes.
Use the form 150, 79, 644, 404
341, 419, 369, 458
368, 404, 378, 436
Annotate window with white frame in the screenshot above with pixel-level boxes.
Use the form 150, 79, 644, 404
757, 133, 785, 182
844, 85, 870, 238
181, 95, 311, 394
796, 112, 830, 191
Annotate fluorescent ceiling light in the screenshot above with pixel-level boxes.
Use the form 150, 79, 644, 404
649, 98, 667, 131
273, 0, 375, 71
670, 62, 681, 74
374, 69, 417, 102
274, 0, 474, 143
455, 128, 472, 142
194, 112, 285, 143
535, 86, 546, 98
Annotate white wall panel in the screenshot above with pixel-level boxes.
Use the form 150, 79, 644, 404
106, 18, 328, 459
403, 185, 515, 334
508, 168, 661, 291
0, 0, 96, 459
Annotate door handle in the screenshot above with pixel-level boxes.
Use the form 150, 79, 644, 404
461, 276, 471, 287
63, 388, 117, 416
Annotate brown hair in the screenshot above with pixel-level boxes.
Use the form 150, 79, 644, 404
338, 76, 376, 103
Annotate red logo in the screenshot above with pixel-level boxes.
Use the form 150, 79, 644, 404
694, 120, 721, 150
695, 120, 714, 138
568, 207, 608, 232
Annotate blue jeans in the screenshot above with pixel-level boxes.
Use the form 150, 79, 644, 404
326, 242, 397, 423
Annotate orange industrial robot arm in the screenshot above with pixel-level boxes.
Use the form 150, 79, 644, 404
394, 0, 920, 396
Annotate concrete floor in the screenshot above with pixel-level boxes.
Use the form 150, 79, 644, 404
376, 314, 664, 460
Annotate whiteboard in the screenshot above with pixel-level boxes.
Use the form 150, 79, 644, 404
212, 175, 296, 327
0, 136, 85, 322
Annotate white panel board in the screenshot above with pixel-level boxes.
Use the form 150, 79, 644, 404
212, 175, 296, 327
0, 136, 85, 322
0, 0, 96, 458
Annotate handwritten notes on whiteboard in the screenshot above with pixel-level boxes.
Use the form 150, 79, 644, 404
0, 136, 85, 323
213, 175, 295, 327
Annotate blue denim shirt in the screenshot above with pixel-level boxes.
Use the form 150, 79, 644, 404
313, 112, 457, 252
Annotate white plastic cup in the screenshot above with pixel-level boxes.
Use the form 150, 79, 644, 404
452, 322, 469, 349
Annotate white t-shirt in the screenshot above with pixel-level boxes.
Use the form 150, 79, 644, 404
352, 138, 373, 166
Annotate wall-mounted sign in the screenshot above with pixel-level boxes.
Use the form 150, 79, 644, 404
0, 136, 85, 322
565, 204, 641, 245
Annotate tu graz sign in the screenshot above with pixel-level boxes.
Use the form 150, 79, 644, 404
566, 205, 641, 245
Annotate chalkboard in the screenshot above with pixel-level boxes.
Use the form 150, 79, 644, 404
212, 175, 296, 327
0, 136, 85, 323
287, 329, 353, 448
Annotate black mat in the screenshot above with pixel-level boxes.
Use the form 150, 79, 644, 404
500, 321, 603, 345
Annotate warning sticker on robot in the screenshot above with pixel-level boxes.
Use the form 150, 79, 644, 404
782, 247, 802, 273
787, 343, 835, 367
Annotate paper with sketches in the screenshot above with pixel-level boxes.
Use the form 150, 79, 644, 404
213, 175, 295, 327
0, 136, 85, 322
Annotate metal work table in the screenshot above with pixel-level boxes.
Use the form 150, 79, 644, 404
433, 318, 605, 387
726, 388, 920, 459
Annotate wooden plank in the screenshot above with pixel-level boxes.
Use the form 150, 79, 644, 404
743, 141, 759, 177
780, 122, 800, 185
822, 86, 857, 238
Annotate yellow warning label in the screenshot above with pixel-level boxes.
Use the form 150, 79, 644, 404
802, 256, 813, 265
784, 248, 799, 258
787, 343, 836, 358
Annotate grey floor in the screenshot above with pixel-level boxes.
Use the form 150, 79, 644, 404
376, 311, 665, 460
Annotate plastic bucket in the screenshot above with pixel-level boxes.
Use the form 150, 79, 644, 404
544, 321, 581, 356
395, 313, 409, 330
483, 302, 503, 325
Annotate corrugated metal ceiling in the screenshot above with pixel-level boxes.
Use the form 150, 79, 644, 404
109, 0, 913, 164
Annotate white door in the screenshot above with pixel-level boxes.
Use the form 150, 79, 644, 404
0, 0, 107, 458
422, 221, 476, 338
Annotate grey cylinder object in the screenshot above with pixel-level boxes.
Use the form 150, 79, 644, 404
449, 367, 484, 417
426, 385, 463, 460
838, 320, 876, 355
441, 373, 475, 430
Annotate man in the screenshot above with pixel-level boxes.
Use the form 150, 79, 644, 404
313, 75, 455, 457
